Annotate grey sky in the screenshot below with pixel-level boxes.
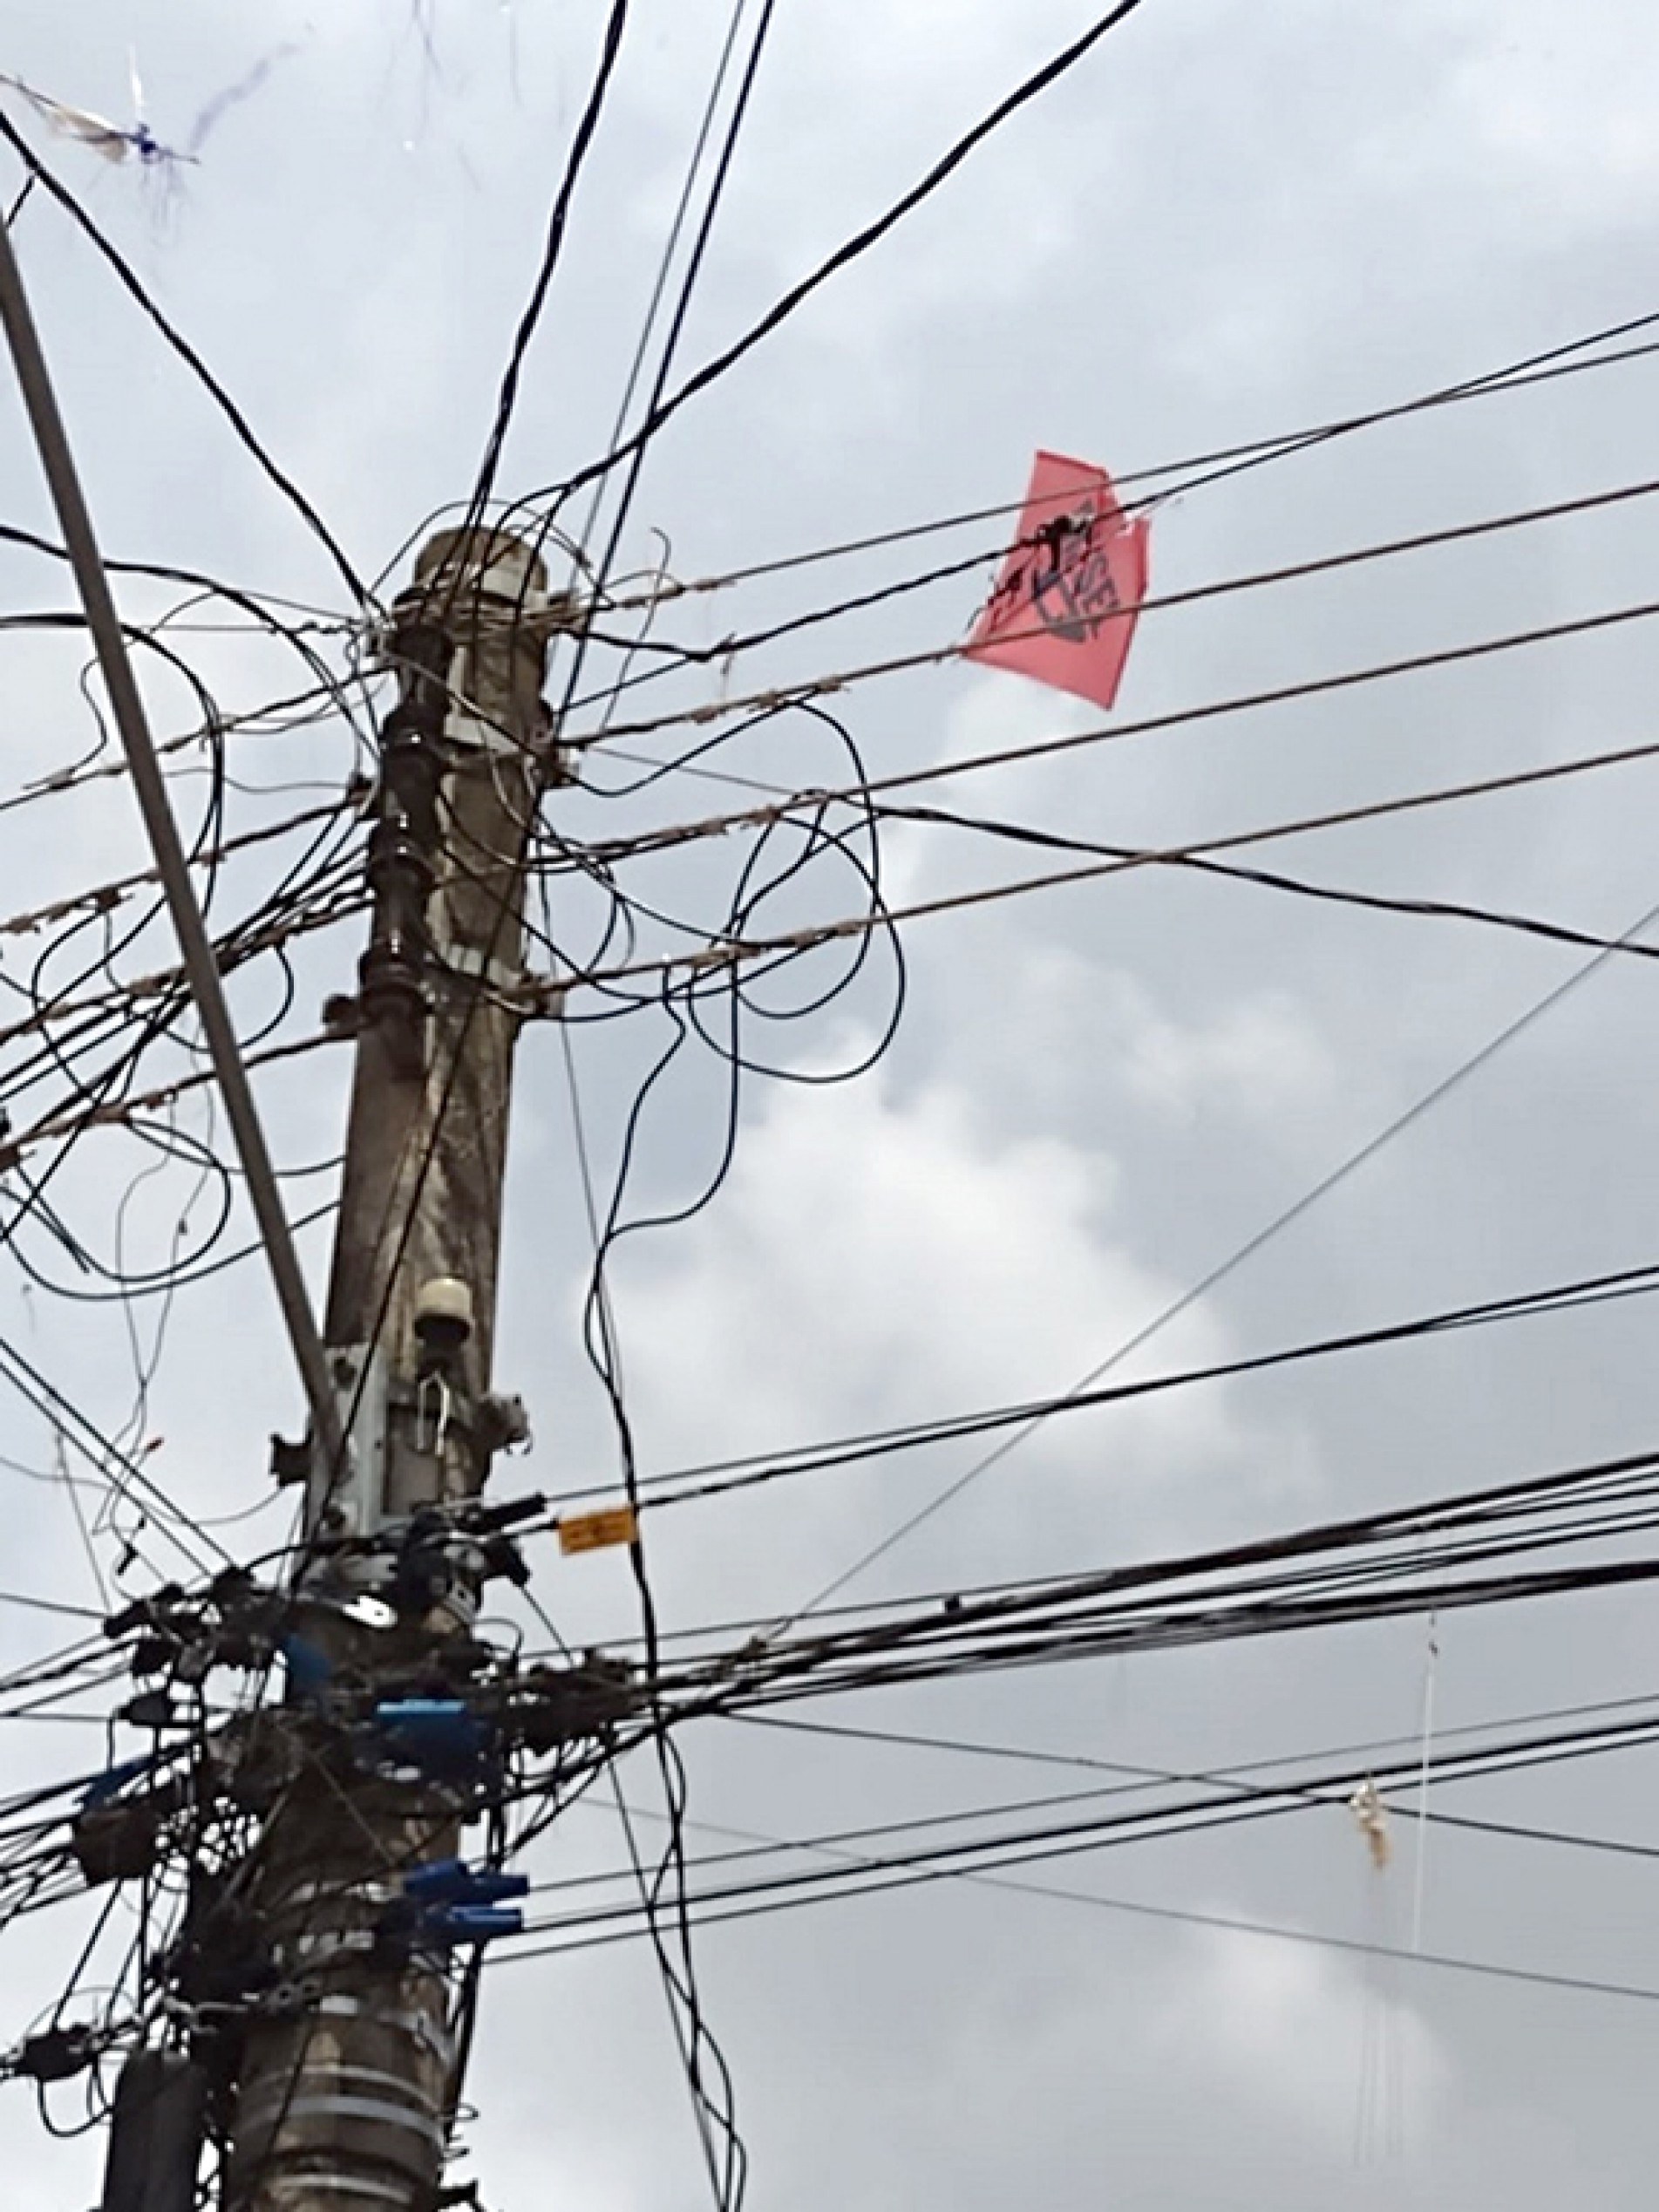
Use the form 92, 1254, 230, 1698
2, 2, 1659, 2207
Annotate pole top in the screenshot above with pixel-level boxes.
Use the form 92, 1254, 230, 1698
413, 526, 551, 620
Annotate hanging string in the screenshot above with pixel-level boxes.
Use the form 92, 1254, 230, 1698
1411, 1616, 1441, 1954
1349, 1775, 1404, 2163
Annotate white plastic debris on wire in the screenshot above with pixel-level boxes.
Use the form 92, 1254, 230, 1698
0, 72, 141, 163
1349, 1776, 1392, 1871
0, 43, 298, 170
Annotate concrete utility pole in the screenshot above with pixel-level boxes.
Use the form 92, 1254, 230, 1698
222, 529, 561, 2212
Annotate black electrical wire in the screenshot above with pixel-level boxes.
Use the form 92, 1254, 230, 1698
568, 463, 1659, 726
0, 119, 371, 609
482, 1848, 1659, 2008
527, 1, 1146, 509
517, 1710, 1659, 1913
600, 312, 1659, 604
462, 0, 634, 528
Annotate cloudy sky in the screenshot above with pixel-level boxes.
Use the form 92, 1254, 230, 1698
4, 1, 1659, 2206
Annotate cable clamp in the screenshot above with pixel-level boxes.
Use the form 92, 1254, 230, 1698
430, 940, 529, 999
511, 972, 566, 1019
312, 1994, 454, 2068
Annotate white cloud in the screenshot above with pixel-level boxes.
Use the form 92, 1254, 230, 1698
603, 1022, 1320, 1633
1104, 973, 1340, 1137
1436, 10, 1659, 229
1153, 1912, 1449, 2157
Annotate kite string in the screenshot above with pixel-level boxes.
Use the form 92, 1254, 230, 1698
1411, 1615, 1440, 1955
1348, 1780, 1404, 2165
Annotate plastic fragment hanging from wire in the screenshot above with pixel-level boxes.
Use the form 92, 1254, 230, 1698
963, 448, 1151, 711
0, 44, 296, 171
1349, 1775, 1392, 1870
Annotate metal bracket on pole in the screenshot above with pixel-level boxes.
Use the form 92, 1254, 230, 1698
308, 1344, 391, 1548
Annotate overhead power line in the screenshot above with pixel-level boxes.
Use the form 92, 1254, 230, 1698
765, 867, 1659, 1625
557, 810, 1659, 1002
575, 465, 1659, 724
0, 116, 370, 610
533, 1258, 1659, 1513
0, 214, 345, 1471
518, 1710, 1659, 1918
0, 1027, 342, 1176
531, 0, 1152, 512
573, 729, 1659, 924
574, 582, 1659, 759
605, 311, 1659, 606
493, 1824, 1659, 2012
661, 1433, 1659, 1711
726, 1685, 1659, 1795
0, 798, 351, 946
0, 893, 363, 1063
465, 0, 633, 526
554, 731, 1659, 1002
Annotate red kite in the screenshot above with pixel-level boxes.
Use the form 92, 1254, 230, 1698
964, 449, 1150, 711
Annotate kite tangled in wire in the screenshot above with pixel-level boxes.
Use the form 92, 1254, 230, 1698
0, 47, 296, 171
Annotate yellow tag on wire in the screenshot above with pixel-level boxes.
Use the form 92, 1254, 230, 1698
558, 1504, 639, 1555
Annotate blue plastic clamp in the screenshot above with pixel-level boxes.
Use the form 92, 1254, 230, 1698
404, 1857, 529, 1907
371, 1698, 491, 1776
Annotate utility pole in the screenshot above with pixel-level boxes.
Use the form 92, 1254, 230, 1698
0, 182, 639, 2212
218, 527, 563, 2212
